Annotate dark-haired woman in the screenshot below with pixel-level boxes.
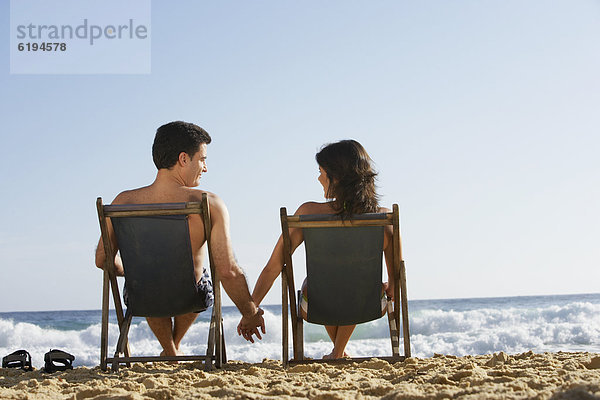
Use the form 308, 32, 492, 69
241, 140, 395, 359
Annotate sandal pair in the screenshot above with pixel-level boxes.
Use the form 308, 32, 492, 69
2, 349, 74, 372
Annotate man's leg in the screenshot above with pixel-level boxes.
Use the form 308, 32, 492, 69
172, 312, 199, 351
146, 317, 178, 356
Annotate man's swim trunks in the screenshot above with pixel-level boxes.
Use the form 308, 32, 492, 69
195, 268, 214, 312
123, 268, 214, 313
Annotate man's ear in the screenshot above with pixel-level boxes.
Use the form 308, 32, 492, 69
178, 152, 188, 166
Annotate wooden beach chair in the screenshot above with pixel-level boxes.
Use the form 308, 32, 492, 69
96, 193, 225, 371
280, 205, 411, 367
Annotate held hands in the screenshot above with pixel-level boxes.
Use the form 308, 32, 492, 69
237, 308, 266, 343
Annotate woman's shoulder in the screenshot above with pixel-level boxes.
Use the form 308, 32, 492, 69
294, 203, 390, 216
295, 201, 335, 216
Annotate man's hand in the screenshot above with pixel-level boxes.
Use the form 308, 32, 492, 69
236, 308, 265, 343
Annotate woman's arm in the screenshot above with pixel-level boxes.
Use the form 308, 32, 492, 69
383, 226, 395, 299
381, 206, 399, 299
251, 235, 286, 306
250, 202, 316, 306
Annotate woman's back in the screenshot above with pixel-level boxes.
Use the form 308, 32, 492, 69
295, 201, 393, 249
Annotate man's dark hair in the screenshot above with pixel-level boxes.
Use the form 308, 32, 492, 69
152, 121, 212, 169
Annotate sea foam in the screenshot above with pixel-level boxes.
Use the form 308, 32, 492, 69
1, 298, 599, 367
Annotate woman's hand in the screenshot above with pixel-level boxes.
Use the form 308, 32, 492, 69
236, 308, 265, 343
383, 281, 394, 300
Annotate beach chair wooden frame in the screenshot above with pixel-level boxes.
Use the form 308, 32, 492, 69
96, 193, 225, 372
280, 204, 411, 367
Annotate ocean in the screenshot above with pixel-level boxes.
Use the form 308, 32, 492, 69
1, 293, 599, 368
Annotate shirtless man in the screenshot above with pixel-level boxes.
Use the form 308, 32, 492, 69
95, 121, 264, 356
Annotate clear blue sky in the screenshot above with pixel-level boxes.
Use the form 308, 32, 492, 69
1, 1, 599, 312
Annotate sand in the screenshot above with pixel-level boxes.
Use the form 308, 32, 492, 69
1, 352, 600, 399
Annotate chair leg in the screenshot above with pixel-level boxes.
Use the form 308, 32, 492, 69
124, 342, 131, 368
386, 298, 400, 357
111, 356, 120, 372
399, 260, 411, 358
205, 309, 217, 371
214, 279, 223, 369
221, 319, 227, 364
116, 309, 133, 354
215, 318, 223, 369
282, 271, 289, 368
120, 314, 132, 368
100, 271, 110, 371
296, 290, 304, 360
112, 309, 133, 372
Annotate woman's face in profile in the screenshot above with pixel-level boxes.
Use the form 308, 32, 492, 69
318, 166, 330, 198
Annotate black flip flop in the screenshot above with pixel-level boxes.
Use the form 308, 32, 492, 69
43, 349, 75, 373
2, 350, 33, 371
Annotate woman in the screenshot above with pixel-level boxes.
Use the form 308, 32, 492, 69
242, 139, 395, 359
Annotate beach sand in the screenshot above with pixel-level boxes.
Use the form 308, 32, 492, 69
1, 352, 599, 399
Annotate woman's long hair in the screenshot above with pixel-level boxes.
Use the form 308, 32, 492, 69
316, 140, 379, 217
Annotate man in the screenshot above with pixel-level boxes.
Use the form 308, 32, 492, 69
95, 121, 264, 356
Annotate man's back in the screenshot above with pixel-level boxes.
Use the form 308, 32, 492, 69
112, 183, 212, 282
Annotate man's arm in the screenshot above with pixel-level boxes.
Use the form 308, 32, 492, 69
207, 194, 265, 341
95, 236, 124, 276
94, 195, 125, 276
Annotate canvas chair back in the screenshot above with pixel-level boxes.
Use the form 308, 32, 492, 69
111, 214, 204, 317
301, 213, 386, 325
280, 204, 410, 366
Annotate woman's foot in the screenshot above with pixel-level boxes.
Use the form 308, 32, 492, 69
160, 348, 184, 363
323, 350, 350, 359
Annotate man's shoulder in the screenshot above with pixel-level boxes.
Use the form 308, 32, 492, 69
181, 188, 222, 204
112, 187, 147, 204
179, 188, 229, 218
112, 186, 223, 205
